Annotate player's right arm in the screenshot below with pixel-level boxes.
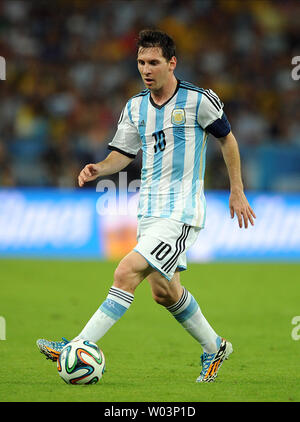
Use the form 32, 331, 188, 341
78, 101, 141, 188
78, 151, 133, 187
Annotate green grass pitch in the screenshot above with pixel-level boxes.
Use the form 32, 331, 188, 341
0, 259, 299, 402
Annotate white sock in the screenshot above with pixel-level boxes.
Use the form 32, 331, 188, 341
74, 286, 134, 343
167, 287, 219, 354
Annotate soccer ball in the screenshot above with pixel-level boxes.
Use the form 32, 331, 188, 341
57, 339, 105, 385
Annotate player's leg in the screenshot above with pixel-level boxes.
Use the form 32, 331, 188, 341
147, 268, 183, 306
134, 216, 233, 382
135, 217, 219, 352
147, 269, 219, 353
37, 251, 152, 360
73, 250, 151, 343
147, 269, 233, 382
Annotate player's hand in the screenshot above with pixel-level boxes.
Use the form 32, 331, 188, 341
78, 163, 101, 187
229, 190, 256, 229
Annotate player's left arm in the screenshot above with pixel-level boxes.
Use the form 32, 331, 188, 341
218, 131, 256, 229
197, 90, 256, 228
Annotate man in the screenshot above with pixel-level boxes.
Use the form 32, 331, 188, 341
37, 29, 256, 382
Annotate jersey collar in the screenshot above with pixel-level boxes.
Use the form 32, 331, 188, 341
149, 78, 180, 110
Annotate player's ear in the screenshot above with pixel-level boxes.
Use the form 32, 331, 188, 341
169, 56, 177, 71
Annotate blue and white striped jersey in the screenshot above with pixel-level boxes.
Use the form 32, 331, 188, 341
108, 80, 228, 228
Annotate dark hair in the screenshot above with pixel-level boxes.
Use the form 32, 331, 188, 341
136, 29, 176, 61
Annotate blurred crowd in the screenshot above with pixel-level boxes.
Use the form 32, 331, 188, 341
0, 0, 299, 190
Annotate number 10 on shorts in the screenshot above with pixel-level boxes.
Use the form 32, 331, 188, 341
151, 241, 172, 261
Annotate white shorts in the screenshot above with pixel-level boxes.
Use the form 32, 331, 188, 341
134, 216, 200, 281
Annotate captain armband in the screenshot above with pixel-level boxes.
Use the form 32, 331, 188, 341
206, 112, 231, 138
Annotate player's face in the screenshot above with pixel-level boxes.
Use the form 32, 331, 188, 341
137, 47, 176, 92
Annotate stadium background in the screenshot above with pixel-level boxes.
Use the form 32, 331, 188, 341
0, 0, 300, 404
0, 0, 299, 261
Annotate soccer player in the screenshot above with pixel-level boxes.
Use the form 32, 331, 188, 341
37, 29, 256, 382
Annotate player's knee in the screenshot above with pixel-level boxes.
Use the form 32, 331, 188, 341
113, 265, 130, 289
113, 263, 140, 294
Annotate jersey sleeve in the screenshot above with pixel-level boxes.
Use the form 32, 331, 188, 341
108, 103, 142, 158
197, 89, 231, 138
